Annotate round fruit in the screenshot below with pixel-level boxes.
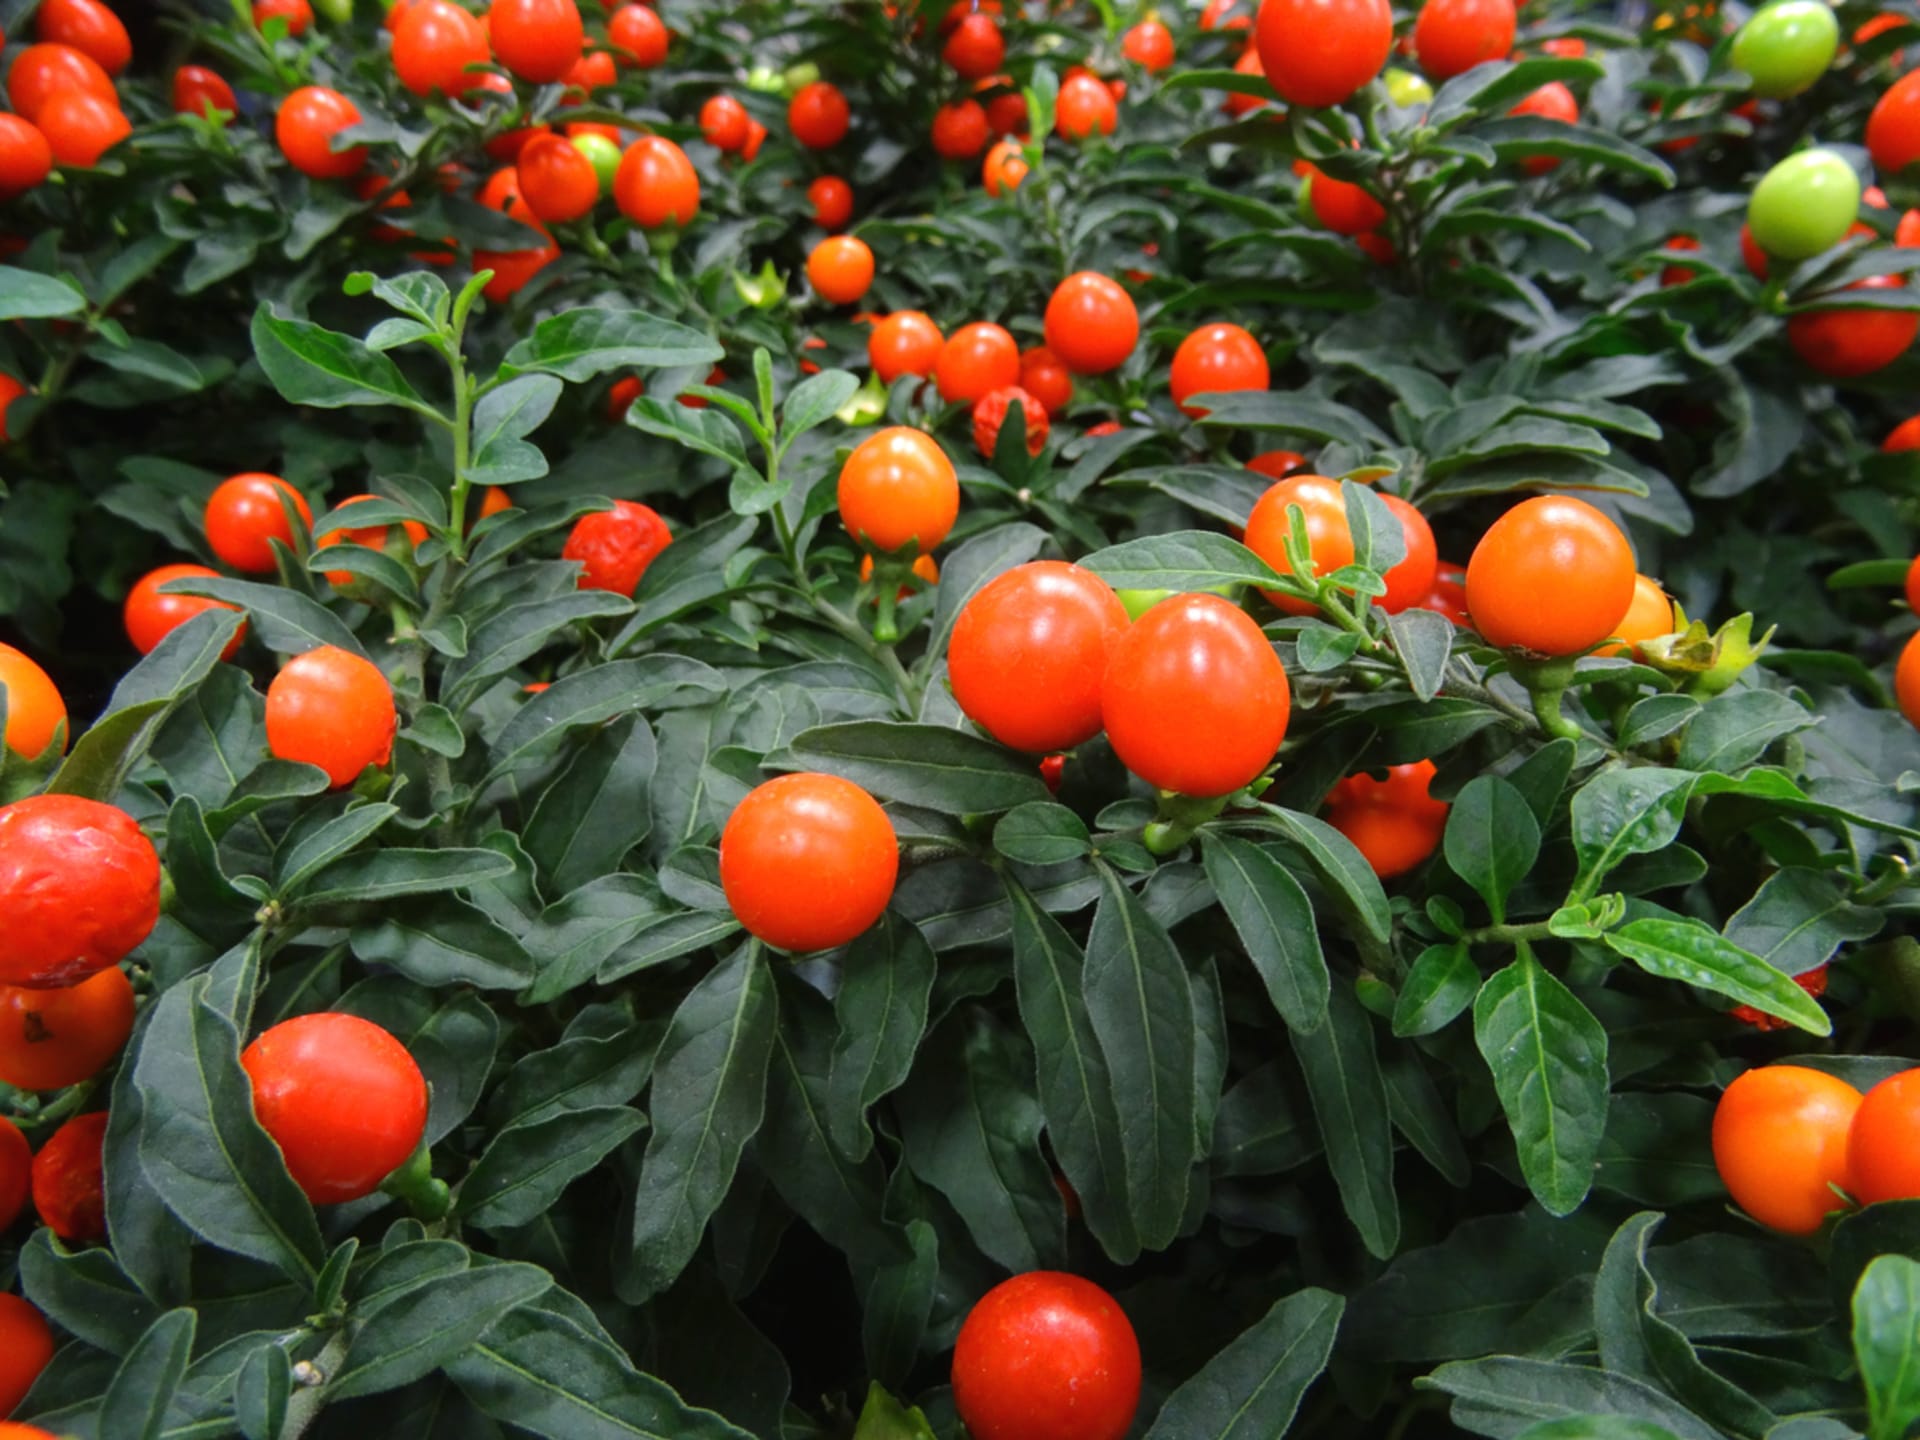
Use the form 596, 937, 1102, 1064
0, 115, 52, 199
808, 235, 875, 305
1, 1119, 28, 1230
1169, 322, 1269, 416
1057, 73, 1118, 141
790, 81, 850, 149
1123, 19, 1175, 70
1244, 474, 1354, 616
36, 0, 131, 74
1413, 0, 1517, 79
0, 966, 135, 1091
1326, 762, 1449, 878
392, 0, 488, 96
205, 472, 313, 573
0, 1295, 53, 1416
1731, 0, 1839, 99
944, 13, 1006, 78
265, 646, 398, 789
1849, 1068, 1920, 1204
1896, 628, 1920, 731
316, 494, 431, 588
571, 130, 621, 187
983, 136, 1030, 195
719, 773, 899, 952
562, 499, 672, 595
613, 135, 699, 228
1464, 494, 1636, 656
0, 795, 159, 989
1043, 272, 1138, 376
1102, 592, 1291, 797
489, 0, 584, 84
937, 321, 1021, 404
276, 86, 367, 179
1423, 560, 1470, 625
1712, 1065, 1861, 1234
1869, 70, 1920, 177
608, 3, 668, 66
1248, 449, 1305, 479
37, 89, 129, 167
1596, 573, 1674, 657
838, 427, 960, 553
242, 1013, 428, 1204
809, 175, 854, 230
1748, 149, 1861, 260
1255, 0, 1391, 108
869, 311, 944, 383
952, 1272, 1141, 1440
1508, 81, 1577, 174
1787, 275, 1919, 378
1739, 223, 1769, 280
972, 385, 1049, 458
1018, 346, 1073, 415
1379, 493, 1440, 614
32, 1110, 108, 1241
1309, 166, 1387, 235
516, 131, 599, 223
933, 98, 990, 159
254, 0, 313, 34
172, 64, 237, 121
124, 564, 245, 659
949, 561, 1130, 753
474, 168, 560, 299
701, 94, 751, 152
1907, 553, 1920, 613
0, 645, 67, 759
7, 43, 116, 123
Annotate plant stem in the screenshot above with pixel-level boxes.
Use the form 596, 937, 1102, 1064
1463, 919, 1557, 946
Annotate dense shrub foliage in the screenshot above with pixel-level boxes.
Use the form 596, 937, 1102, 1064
3, 0, 1920, 1437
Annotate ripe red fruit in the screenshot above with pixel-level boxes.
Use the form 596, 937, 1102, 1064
516, 131, 599, 223
0, 795, 160, 989
944, 12, 1006, 78
719, 773, 899, 952
36, 89, 129, 168
474, 165, 560, 299
1255, 0, 1391, 108
983, 135, 1030, 195
790, 80, 851, 149
1325, 759, 1449, 878
1308, 165, 1387, 234
1465, 494, 1636, 656
614, 135, 699, 228
32, 1111, 108, 1242
242, 1013, 429, 1204
1849, 1068, 1920, 1204
1043, 272, 1138, 376
1102, 592, 1292, 797
1056, 72, 1119, 141
0, 966, 136, 1091
1248, 449, 1305, 479
124, 563, 246, 658
276, 86, 366, 179
1508, 81, 1579, 174
0, 1119, 28, 1231
953, 1272, 1142, 1440
1379, 493, 1439, 613
35, 0, 132, 75
316, 493, 430, 589
1244, 473, 1353, 615
870, 311, 944, 383
561, 46, 615, 94
1413, 0, 1517, 79
701, 94, 751, 152
937, 321, 1022, 403
562, 499, 673, 595
1712, 1065, 1861, 1234
1123, 19, 1176, 70
1900, 630, 1920, 731
172, 65, 237, 121
7, 43, 116, 124
972, 384, 1050, 458
265, 645, 398, 789
1907, 552, 1920, 613
949, 561, 1130, 752
0, 645, 65, 759
1169, 322, 1269, 416
809, 174, 854, 229
933, 98, 991, 159
0, 115, 52, 200
808, 235, 876, 305
392, 0, 488, 97
489, 0, 585, 84
1868, 70, 1920, 178
0, 1295, 54, 1416
1019, 346, 1074, 415
1739, 222, 1769, 280
205, 471, 313, 573
608, 3, 668, 66
254, 0, 313, 35
839, 427, 960, 553
1787, 275, 1919, 378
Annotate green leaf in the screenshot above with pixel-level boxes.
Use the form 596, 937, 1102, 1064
444, 591, 635, 710
1468, 116, 1676, 186
1724, 867, 1884, 977
608, 514, 757, 652
293, 847, 516, 908
1344, 480, 1406, 576
1084, 866, 1198, 1251
994, 802, 1093, 866
1473, 947, 1609, 1217
500, 310, 724, 382
769, 721, 1049, 813
330, 1262, 554, 1400
1393, 943, 1481, 1037
1420, 1356, 1722, 1440
828, 913, 937, 1159
1569, 767, 1695, 901
98, 1309, 196, 1440
1386, 606, 1456, 701
1293, 982, 1399, 1259
485, 655, 726, 783
250, 306, 438, 416
459, 1107, 648, 1231
780, 369, 859, 445
1144, 1288, 1345, 1439
1854, 1254, 1920, 1440
1675, 690, 1815, 773
352, 899, 535, 990
16, 1233, 160, 1354
469, 374, 561, 488
1191, 390, 1394, 447
0, 265, 88, 319
1079, 529, 1284, 593
1619, 695, 1700, 748
852, 1382, 939, 1440
1260, 809, 1393, 945
628, 945, 778, 1300
1444, 776, 1541, 923
165, 576, 365, 657
1604, 918, 1833, 1035
1201, 831, 1330, 1032
522, 715, 657, 893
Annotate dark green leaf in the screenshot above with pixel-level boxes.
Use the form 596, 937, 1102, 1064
1201, 831, 1330, 1033
500, 310, 724, 382
1605, 918, 1832, 1035
459, 1107, 648, 1231
330, 1263, 554, 1400
1293, 982, 1398, 1259
1079, 529, 1283, 593
98, 1309, 196, 1440
1445, 776, 1541, 923
1144, 1288, 1344, 1440
251, 306, 437, 416
769, 721, 1048, 813
828, 913, 937, 1159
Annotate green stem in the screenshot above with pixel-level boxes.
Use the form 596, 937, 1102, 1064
1143, 790, 1229, 855
1462, 919, 1557, 947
